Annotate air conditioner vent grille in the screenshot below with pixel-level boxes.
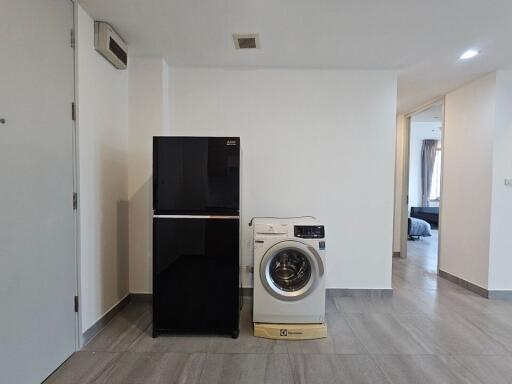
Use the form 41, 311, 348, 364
233, 33, 260, 49
94, 21, 128, 69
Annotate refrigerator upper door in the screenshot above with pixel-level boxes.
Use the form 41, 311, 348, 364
154, 137, 240, 214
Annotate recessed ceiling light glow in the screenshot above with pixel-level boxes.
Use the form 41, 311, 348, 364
460, 49, 480, 60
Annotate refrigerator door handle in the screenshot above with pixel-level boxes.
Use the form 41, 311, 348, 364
153, 215, 239, 220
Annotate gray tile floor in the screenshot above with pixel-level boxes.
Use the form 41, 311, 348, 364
45, 240, 512, 383
406, 229, 439, 273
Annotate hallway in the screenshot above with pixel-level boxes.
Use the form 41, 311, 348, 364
405, 229, 438, 273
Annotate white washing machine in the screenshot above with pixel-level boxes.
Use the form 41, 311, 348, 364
252, 217, 326, 324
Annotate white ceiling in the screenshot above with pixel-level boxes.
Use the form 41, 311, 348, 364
411, 103, 443, 123
79, 0, 512, 113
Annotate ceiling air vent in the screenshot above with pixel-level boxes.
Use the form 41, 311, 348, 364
233, 33, 260, 49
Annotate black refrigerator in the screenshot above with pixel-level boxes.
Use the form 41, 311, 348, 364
152, 136, 240, 338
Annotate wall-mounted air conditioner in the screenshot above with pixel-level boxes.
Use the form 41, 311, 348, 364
94, 21, 127, 70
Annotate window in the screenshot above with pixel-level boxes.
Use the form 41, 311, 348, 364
430, 143, 442, 201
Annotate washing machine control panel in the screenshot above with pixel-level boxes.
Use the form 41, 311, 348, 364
294, 225, 325, 239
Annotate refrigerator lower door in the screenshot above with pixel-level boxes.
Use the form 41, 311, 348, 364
153, 216, 240, 337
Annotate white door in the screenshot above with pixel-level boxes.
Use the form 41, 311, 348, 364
0, 1, 77, 383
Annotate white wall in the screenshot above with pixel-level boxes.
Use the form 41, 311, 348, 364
408, 122, 442, 210
440, 73, 496, 289
76, 5, 129, 332
163, 67, 397, 289
488, 70, 512, 291
128, 58, 169, 293
393, 115, 406, 253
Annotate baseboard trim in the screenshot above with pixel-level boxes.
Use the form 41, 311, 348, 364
130, 293, 153, 302
488, 291, 512, 300
438, 269, 489, 298
82, 294, 131, 346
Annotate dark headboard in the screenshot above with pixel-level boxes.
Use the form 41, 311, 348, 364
410, 207, 439, 228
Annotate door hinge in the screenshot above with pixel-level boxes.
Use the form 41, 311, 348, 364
74, 295, 79, 313
73, 192, 78, 210
71, 102, 76, 121
70, 29, 75, 49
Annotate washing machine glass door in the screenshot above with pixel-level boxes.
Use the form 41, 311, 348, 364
269, 249, 311, 292
261, 240, 323, 301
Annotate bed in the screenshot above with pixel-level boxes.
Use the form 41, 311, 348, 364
410, 206, 439, 228
408, 217, 432, 240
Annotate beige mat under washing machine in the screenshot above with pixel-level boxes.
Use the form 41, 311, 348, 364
254, 323, 327, 340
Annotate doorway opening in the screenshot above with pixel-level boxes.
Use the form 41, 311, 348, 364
397, 100, 444, 278
405, 103, 443, 272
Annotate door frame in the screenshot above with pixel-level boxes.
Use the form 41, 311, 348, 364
399, 97, 445, 273
71, 0, 82, 349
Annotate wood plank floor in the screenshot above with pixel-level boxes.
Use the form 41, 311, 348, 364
45, 246, 512, 383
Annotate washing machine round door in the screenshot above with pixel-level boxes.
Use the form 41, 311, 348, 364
260, 240, 324, 301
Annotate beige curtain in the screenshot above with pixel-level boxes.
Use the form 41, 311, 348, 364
421, 140, 438, 207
